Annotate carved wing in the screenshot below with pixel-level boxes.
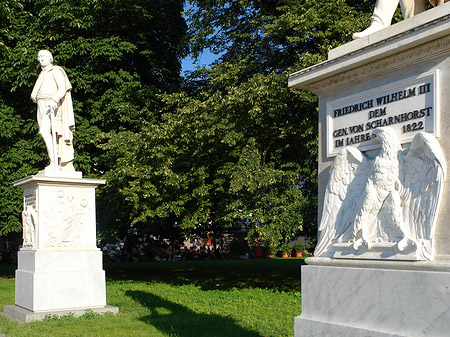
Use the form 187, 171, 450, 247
400, 132, 446, 260
314, 147, 372, 257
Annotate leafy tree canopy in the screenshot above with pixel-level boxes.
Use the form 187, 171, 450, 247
1, 0, 374, 250
100, 0, 373, 249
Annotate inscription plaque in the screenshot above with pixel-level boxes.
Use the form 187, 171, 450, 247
326, 71, 439, 157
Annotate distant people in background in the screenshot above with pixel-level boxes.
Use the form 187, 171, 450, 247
199, 246, 208, 260
108, 247, 120, 262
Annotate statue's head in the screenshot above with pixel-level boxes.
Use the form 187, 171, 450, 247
37, 50, 53, 68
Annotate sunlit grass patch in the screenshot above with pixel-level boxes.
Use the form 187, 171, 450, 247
0, 259, 303, 337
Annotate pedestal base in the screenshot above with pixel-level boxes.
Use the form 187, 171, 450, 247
15, 249, 107, 312
295, 318, 400, 337
8, 174, 114, 323
295, 258, 450, 337
1, 304, 118, 323
36, 168, 82, 179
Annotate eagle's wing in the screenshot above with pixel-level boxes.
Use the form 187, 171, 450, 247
314, 147, 371, 257
400, 132, 446, 260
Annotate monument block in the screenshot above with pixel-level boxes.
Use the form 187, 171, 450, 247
1, 50, 118, 323
289, 3, 450, 336
2, 173, 118, 322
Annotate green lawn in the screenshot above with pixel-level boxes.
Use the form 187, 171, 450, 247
0, 258, 304, 337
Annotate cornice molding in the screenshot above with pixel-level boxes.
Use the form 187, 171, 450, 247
289, 10, 450, 94
303, 35, 450, 95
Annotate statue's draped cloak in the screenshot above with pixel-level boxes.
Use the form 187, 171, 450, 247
31, 65, 75, 163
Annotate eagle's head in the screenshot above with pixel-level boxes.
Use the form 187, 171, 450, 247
371, 127, 401, 154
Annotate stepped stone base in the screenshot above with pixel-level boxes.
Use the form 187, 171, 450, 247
1, 304, 118, 323
294, 258, 450, 337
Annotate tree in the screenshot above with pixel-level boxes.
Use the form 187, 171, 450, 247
174, 0, 373, 249
102, 0, 366, 247
0, 0, 187, 236
100, 71, 317, 245
167, 0, 374, 248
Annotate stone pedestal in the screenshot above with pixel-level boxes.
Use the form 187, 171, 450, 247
289, 3, 450, 336
15, 250, 106, 312
1, 172, 118, 322
295, 258, 450, 337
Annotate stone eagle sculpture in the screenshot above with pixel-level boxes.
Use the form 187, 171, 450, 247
315, 127, 446, 260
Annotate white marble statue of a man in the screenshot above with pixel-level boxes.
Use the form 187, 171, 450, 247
353, 0, 447, 39
31, 50, 75, 171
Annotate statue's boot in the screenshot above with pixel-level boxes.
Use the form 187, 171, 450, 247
353, 0, 400, 39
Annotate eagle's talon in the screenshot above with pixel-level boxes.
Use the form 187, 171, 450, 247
353, 238, 364, 251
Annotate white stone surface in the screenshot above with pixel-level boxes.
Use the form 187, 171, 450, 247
351, 0, 448, 41
295, 262, 450, 337
36, 167, 82, 179
8, 173, 116, 318
288, 4, 450, 260
2, 305, 118, 323
306, 256, 450, 271
288, 5, 450, 337
31, 50, 76, 171
314, 128, 446, 260
15, 250, 106, 312
14, 175, 105, 250
326, 71, 439, 156
339, 2, 450, 60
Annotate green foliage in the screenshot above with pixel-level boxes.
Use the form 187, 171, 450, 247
294, 241, 305, 252
1, 0, 374, 243
0, 0, 186, 235
0, 260, 303, 337
181, 0, 373, 245
100, 0, 374, 244
280, 243, 293, 254
101, 70, 316, 242
186, 0, 374, 72
0, 101, 40, 235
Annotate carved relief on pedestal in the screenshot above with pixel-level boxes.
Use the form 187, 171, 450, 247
315, 127, 446, 260
41, 189, 90, 248
22, 191, 37, 248
22, 205, 37, 249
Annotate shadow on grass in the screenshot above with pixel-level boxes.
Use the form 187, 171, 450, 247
126, 290, 263, 337
106, 258, 304, 292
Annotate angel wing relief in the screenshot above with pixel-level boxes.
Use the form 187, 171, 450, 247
315, 127, 446, 261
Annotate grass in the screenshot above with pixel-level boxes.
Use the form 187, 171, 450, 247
0, 258, 304, 337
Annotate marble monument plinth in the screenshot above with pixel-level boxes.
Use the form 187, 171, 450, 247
289, 3, 450, 336
1, 171, 118, 323
296, 258, 450, 337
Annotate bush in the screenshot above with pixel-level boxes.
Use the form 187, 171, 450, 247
280, 243, 292, 255
294, 242, 305, 253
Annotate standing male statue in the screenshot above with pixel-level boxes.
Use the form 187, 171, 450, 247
353, 0, 448, 39
31, 50, 75, 171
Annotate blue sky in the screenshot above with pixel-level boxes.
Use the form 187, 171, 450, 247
181, 52, 220, 73
181, 2, 222, 74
